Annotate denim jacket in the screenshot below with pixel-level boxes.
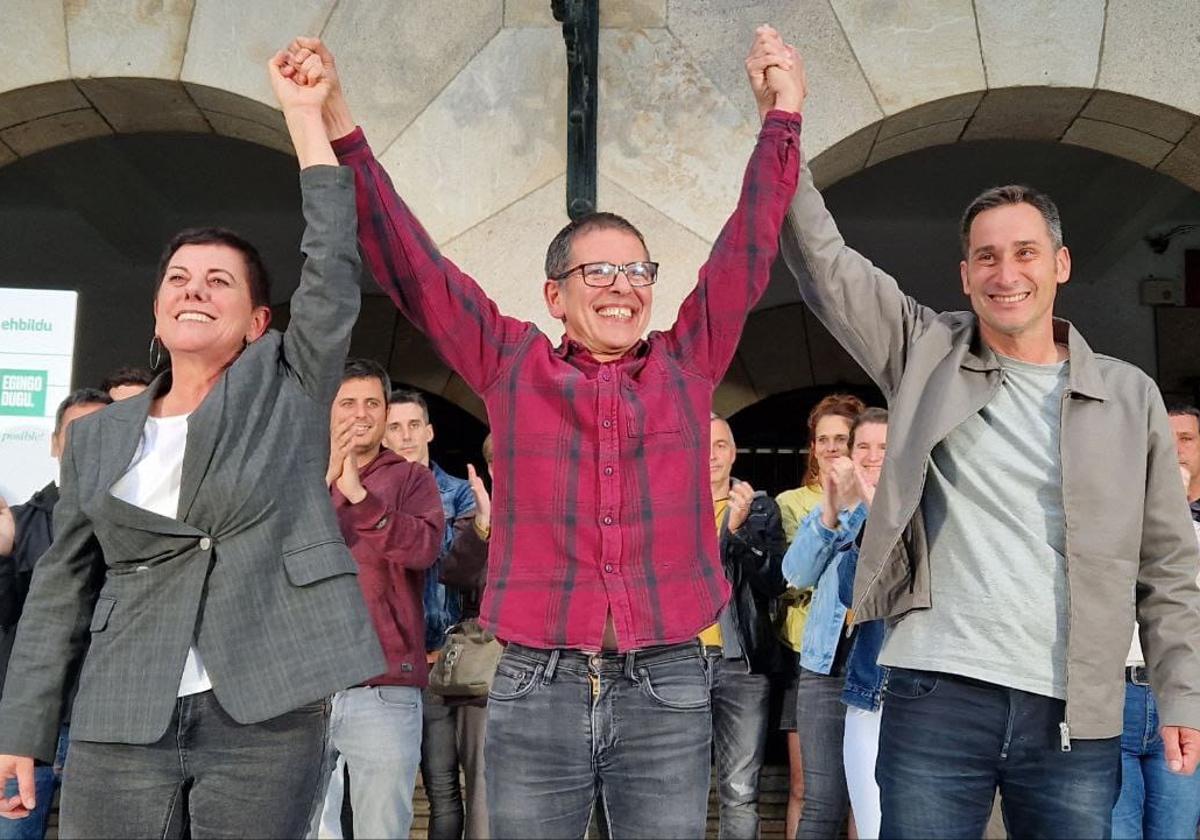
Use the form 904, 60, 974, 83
833, 519, 886, 712
424, 461, 476, 651
782, 503, 866, 674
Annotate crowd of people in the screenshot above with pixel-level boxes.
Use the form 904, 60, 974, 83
0, 23, 1198, 840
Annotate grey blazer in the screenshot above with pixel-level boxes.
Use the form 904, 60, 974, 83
0, 166, 386, 762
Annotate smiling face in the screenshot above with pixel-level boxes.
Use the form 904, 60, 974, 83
543, 227, 654, 362
812, 413, 852, 480
960, 202, 1070, 348
332, 377, 387, 459
850, 421, 887, 489
153, 243, 270, 366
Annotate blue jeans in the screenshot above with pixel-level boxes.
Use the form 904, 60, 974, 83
710, 655, 771, 840
313, 685, 423, 839
1112, 678, 1200, 838
485, 642, 712, 839
877, 669, 1121, 839
0, 726, 67, 840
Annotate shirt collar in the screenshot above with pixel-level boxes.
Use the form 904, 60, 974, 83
960, 317, 1109, 401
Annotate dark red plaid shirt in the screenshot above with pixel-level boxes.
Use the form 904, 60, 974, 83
333, 111, 801, 651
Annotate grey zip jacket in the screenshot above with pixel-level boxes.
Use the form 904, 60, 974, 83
780, 162, 1200, 740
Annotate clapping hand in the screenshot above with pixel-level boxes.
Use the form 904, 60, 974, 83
820, 457, 861, 529
467, 463, 492, 537
728, 481, 756, 533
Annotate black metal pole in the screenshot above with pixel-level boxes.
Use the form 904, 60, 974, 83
552, 0, 599, 220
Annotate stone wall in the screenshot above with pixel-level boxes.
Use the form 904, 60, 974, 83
3, 0, 1199, 411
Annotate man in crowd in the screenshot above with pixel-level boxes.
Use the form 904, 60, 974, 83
756, 29, 1200, 838
706, 415, 787, 839
277, 27, 803, 837
99, 367, 153, 401
316, 359, 444, 839
0, 388, 112, 840
1169, 403, 1200, 523
383, 389, 477, 840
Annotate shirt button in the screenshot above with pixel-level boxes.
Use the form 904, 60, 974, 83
199, 537, 212, 551
602, 419, 612, 429
603, 515, 613, 526
601, 369, 611, 381
604, 563, 614, 573
604, 466, 614, 476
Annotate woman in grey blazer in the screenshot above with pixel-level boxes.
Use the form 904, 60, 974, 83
0, 54, 385, 838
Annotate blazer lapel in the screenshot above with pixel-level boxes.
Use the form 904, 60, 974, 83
177, 372, 227, 522
96, 386, 153, 495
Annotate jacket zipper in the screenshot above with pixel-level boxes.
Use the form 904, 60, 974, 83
1058, 387, 1073, 752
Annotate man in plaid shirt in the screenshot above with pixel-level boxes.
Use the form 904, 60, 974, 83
279, 26, 805, 837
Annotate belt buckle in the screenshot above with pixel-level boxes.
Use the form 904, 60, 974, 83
1127, 665, 1151, 686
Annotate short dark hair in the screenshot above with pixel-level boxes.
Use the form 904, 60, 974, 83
849, 407, 889, 448
544, 212, 649, 280
959, 185, 1063, 258
100, 366, 154, 393
389, 388, 430, 424
1167, 403, 1200, 425
54, 387, 112, 435
155, 227, 272, 310
341, 358, 391, 398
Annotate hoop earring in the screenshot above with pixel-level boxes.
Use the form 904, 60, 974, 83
149, 335, 165, 370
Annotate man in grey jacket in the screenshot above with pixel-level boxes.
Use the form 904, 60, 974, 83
754, 30, 1200, 839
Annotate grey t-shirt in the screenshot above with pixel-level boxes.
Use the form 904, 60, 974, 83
880, 353, 1071, 699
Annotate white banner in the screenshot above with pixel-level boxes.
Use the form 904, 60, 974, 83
0, 288, 78, 505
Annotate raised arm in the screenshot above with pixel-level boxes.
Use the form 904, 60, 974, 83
268, 50, 362, 406
745, 30, 937, 400
662, 27, 802, 379
282, 37, 531, 396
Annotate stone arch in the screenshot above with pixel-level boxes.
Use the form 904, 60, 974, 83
0, 78, 294, 165
807, 87, 1200, 194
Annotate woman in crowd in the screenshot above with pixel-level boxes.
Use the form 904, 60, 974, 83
774, 393, 865, 836
0, 53, 384, 838
783, 403, 887, 838
785, 408, 889, 838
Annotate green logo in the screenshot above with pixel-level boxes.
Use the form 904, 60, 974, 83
0, 370, 47, 417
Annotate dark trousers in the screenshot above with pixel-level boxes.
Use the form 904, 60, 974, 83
877, 668, 1121, 839
60, 690, 329, 839
421, 690, 463, 840
710, 656, 771, 840
485, 641, 711, 839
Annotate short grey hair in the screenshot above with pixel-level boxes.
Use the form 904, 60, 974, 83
959, 185, 1063, 257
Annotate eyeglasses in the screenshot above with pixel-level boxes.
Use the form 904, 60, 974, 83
552, 261, 659, 287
